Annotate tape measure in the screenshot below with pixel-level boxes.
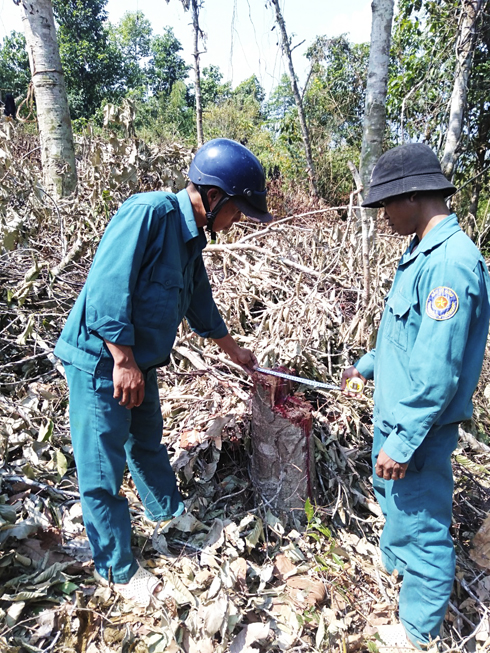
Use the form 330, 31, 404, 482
255, 368, 364, 394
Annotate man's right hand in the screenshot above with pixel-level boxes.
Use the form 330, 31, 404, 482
113, 361, 145, 409
104, 341, 145, 409
341, 365, 366, 397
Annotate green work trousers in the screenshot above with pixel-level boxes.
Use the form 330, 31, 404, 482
64, 360, 184, 583
372, 424, 459, 648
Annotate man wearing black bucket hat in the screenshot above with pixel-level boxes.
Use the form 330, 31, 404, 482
54, 139, 272, 608
342, 143, 490, 650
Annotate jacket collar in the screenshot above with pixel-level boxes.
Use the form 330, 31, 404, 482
177, 188, 199, 242
400, 214, 460, 265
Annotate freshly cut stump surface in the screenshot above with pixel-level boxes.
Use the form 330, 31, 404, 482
250, 368, 316, 523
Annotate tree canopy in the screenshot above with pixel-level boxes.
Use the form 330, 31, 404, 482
1, 0, 489, 232
52, 0, 124, 120
0, 31, 30, 100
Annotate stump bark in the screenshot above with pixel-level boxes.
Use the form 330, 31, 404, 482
250, 368, 317, 523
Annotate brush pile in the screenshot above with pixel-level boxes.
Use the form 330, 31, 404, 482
1, 123, 490, 652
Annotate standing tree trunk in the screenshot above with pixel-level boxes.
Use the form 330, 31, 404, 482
190, 0, 204, 147
360, 0, 394, 191
468, 100, 490, 226
18, 0, 77, 198
269, 0, 317, 197
168, 0, 204, 146
358, 0, 394, 305
348, 162, 371, 309
441, 0, 483, 179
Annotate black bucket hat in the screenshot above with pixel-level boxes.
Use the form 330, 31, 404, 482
362, 143, 456, 208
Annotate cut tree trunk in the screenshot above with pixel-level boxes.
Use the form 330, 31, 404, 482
250, 369, 316, 524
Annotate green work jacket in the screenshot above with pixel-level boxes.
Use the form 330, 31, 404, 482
54, 189, 228, 373
355, 214, 490, 463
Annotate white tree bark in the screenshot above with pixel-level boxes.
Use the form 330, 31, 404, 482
358, 0, 394, 304
348, 161, 371, 308
191, 0, 204, 147
19, 0, 77, 197
360, 0, 394, 193
167, 0, 204, 146
441, 0, 483, 179
269, 0, 318, 197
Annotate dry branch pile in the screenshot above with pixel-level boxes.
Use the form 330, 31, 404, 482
1, 123, 490, 652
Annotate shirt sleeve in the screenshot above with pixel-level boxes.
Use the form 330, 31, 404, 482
382, 258, 482, 463
355, 349, 376, 379
85, 201, 162, 345
185, 255, 228, 339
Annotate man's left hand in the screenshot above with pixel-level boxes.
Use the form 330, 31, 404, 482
375, 448, 409, 481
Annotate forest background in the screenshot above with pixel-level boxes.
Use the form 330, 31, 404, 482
0, 0, 489, 219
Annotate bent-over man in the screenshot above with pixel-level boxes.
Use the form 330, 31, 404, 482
55, 139, 272, 607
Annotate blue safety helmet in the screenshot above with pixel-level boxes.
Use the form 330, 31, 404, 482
189, 139, 273, 232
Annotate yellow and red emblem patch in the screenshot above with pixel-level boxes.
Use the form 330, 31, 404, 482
426, 286, 459, 321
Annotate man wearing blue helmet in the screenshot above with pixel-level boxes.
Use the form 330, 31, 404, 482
54, 139, 272, 608
188, 137, 272, 238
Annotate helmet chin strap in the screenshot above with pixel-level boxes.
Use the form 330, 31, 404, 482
197, 186, 230, 241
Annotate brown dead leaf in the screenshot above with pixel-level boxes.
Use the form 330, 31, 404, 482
331, 590, 347, 612
230, 557, 248, 592
366, 602, 393, 627
273, 553, 297, 581
229, 622, 270, 653
474, 614, 490, 643
286, 575, 326, 607
28, 382, 58, 401
17, 535, 75, 569
183, 633, 214, 653
179, 429, 203, 449
470, 513, 490, 570
193, 569, 214, 588
205, 415, 233, 438
8, 490, 32, 504
200, 592, 228, 637
269, 599, 302, 648
164, 596, 179, 618
103, 625, 125, 645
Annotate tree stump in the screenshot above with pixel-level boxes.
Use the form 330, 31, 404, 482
250, 368, 317, 524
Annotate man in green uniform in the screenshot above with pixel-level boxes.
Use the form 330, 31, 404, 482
55, 139, 272, 607
342, 143, 490, 650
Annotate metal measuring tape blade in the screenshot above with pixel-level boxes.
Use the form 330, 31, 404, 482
255, 367, 364, 394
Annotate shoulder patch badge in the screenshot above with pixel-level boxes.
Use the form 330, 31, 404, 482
426, 286, 459, 321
